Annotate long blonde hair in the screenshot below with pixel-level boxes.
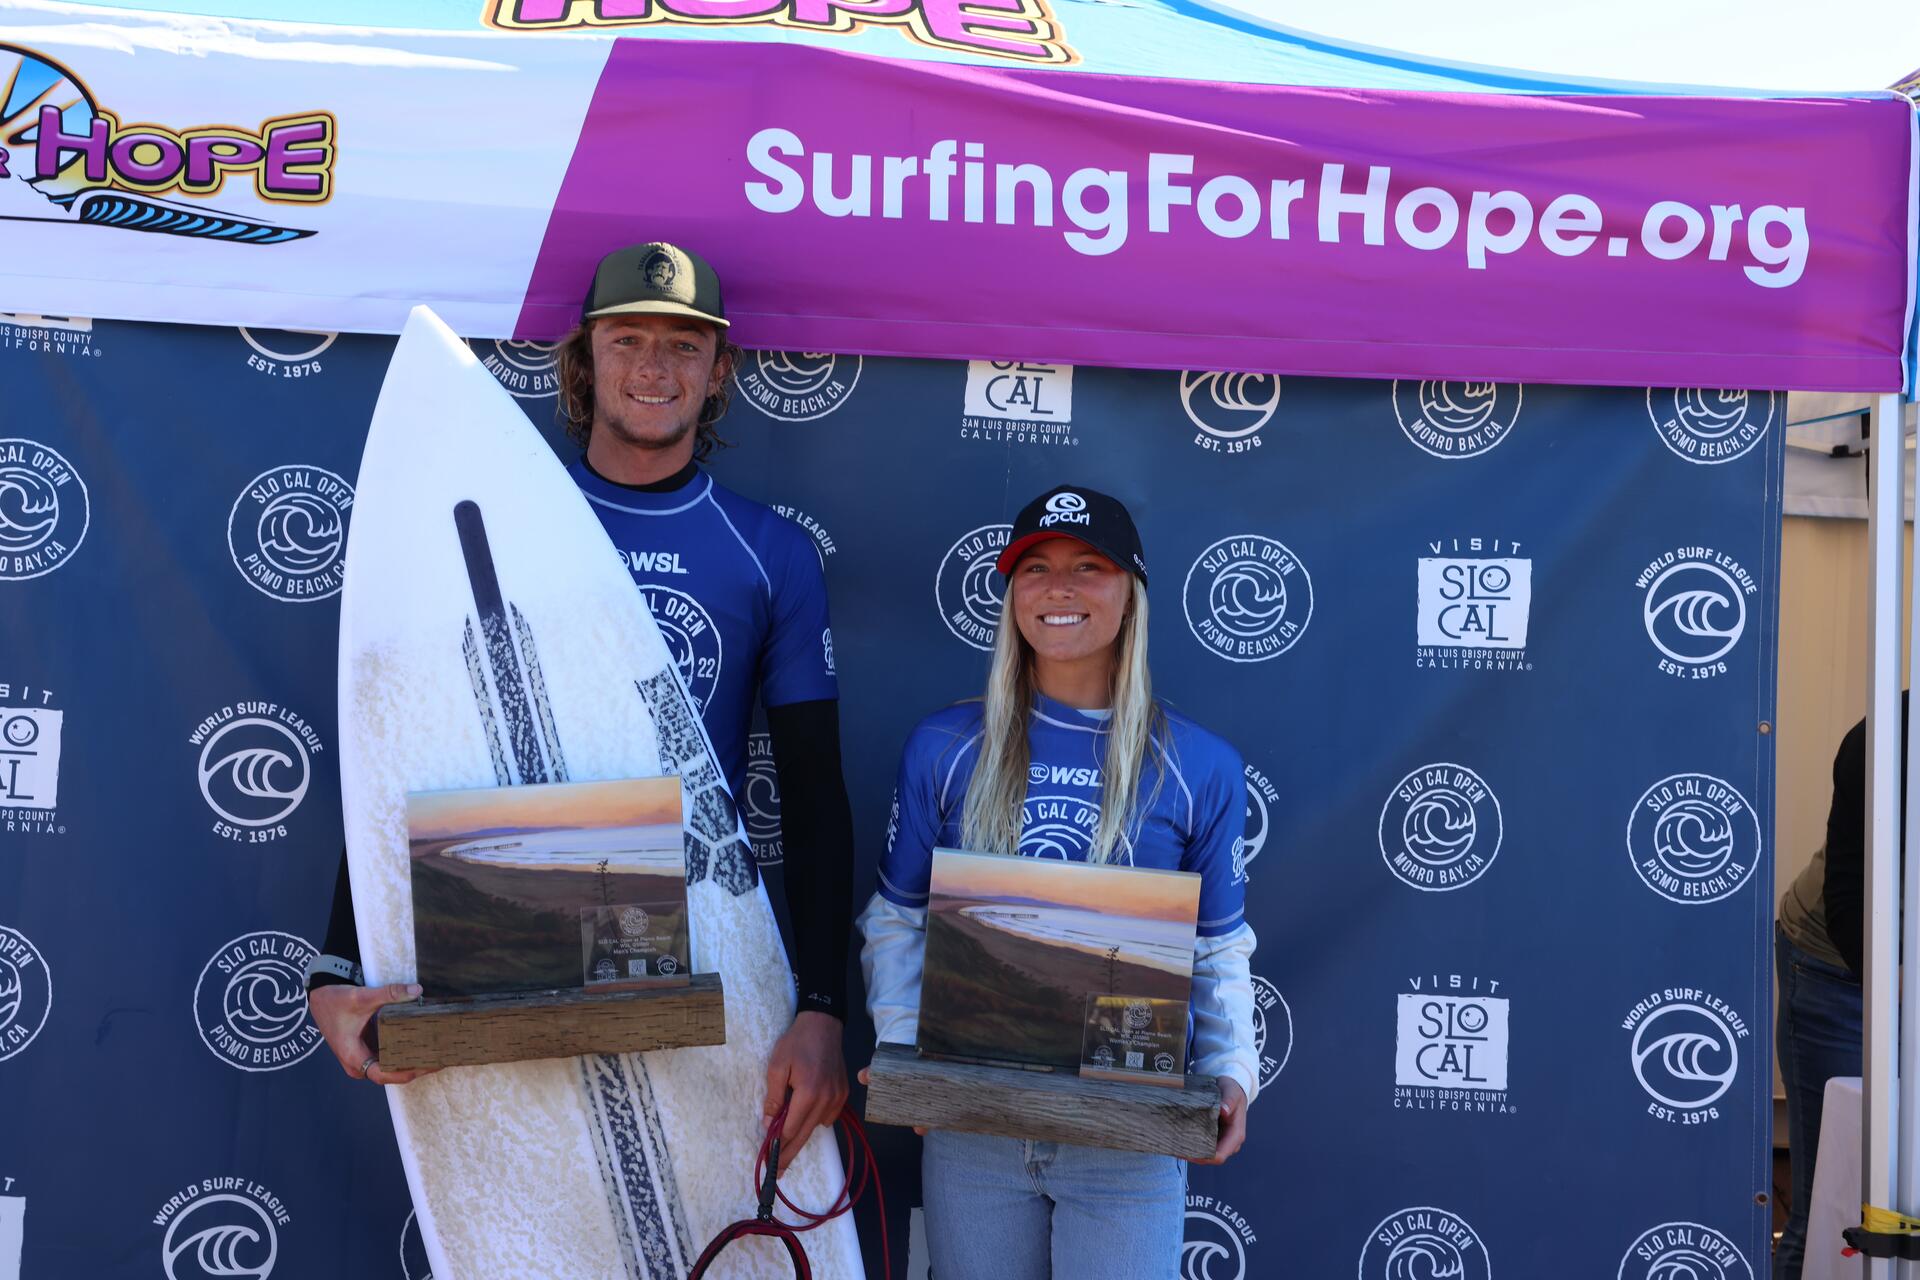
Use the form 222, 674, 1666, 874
959, 578, 1168, 864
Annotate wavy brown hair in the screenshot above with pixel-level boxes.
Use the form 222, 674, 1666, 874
553, 321, 739, 460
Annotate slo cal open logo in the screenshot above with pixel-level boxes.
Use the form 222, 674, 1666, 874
0, 44, 333, 243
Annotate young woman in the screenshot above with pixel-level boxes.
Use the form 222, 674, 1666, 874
858, 483, 1259, 1280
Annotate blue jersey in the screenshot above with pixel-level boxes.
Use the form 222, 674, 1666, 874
570, 461, 838, 798
877, 692, 1248, 936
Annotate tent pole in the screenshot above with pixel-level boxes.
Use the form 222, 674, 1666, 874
1867, 390, 1904, 1280
1898, 395, 1920, 1280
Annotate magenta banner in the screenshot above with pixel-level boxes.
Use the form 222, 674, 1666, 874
521, 41, 1915, 391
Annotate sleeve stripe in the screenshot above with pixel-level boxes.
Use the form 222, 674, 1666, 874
877, 866, 929, 905
1198, 906, 1246, 931
705, 491, 773, 599
936, 732, 981, 815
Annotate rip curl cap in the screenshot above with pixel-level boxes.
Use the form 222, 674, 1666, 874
997, 484, 1148, 585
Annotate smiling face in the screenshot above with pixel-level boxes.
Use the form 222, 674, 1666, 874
587, 313, 728, 460
1009, 537, 1132, 689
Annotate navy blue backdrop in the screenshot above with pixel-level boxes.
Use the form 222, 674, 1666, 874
0, 316, 1782, 1279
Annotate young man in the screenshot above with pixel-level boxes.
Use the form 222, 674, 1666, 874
309, 242, 856, 1168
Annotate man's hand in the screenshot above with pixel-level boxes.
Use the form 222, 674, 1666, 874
1191, 1077, 1248, 1165
309, 982, 437, 1087
764, 1010, 848, 1171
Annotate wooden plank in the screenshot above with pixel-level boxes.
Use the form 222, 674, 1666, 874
862, 1042, 1220, 1160
376, 973, 726, 1070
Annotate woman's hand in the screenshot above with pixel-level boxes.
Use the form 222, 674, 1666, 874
857, 1065, 926, 1135
1191, 1077, 1247, 1165
309, 982, 438, 1086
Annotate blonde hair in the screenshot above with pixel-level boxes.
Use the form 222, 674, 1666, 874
959, 578, 1168, 864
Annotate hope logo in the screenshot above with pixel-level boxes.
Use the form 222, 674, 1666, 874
1629, 999, 1742, 1114
640, 585, 722, 714
1240, 765, 1280, 872
1359, 1207, 1491, 1280
1379, 764, 1503, 891
194, 932, 323, 1073
1648, 388, 1774, 465
0, 926, 52, 1063
1628, 774, 1761, 904
1018, 792, 1119, 862
195, 717, 314, 829
1642, 561, 1748, 666
1181, 1195, 1258, 1280
477, 339, 560, 400
160, 1191, 282, 1280
743, 731, 783, 867
228, 465, 353, 603
1618, 1222, 1753, 1280
736, 351, 862, 422
935, 522, 1012, 651
1396, 993, 1509, 1091
1180, 371, 1279, 451
0, 438, 88, 580
1183, 534, 1312, 663
1393, 380, 1523, 458
1251, 974, 1292, 1090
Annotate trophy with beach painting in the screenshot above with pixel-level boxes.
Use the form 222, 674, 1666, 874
864, 849, 1222, 1159
373, 776, 725, 1071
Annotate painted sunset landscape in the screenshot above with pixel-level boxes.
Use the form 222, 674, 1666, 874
917, 849, 1201, 1069
407, 776, 686, 996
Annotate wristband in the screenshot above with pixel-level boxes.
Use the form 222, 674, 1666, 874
303, 953, 363, 992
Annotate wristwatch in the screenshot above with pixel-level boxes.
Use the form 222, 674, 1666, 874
303, 953, 363, 992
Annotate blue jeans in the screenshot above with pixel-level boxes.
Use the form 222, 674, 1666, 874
921, 1130, 1186, 1280
1775, 922, 1864, 1280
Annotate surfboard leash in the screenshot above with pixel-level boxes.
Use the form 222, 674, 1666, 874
686, 1096, 890, 1279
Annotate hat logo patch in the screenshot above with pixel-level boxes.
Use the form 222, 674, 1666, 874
641, 248, 679, 291
1038, 491, 1091, 528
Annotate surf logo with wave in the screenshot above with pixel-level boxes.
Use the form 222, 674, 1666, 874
639, 585, 721, 714
0, 461, 59, 553
1393, 380, 1521, 458
0, 44, 331, 244
1643, 562, 1746, 665
1672, 389, 1749, 440
1383, 1233, 1469, 1280
1620, 1224, 1754, 1280
1359, 1209, 1489, 1280
1651, 798, 1735, 879
161, 1194, 278, 1280
736, 350, 862, 421
1418, 381, 1498, 434
936, 523, 1013, 650
0, 955, 22, 1031
1400, 786, 1478, 868
1180, 1206, 1249, 1280
221, 956, 307, 1045
196, 717, 311, 828
1646, 1248, 1735, 1280
742, 731, 783, 864
1631, 1004, 1739, 1110
1180, 370, 1280, 441
1206, 557, 1288, 640
256, 492, 344, 576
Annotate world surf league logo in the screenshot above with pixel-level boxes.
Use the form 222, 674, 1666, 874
1181, 1195, 1257, 1280
1180, 371, 1278, 454
1638, 545, 1755, 680
0, 45, 333, 243
1622, 987, 1747, 1125
189, 702, 324, 843
154, 1179, 290, 1280
485, 0, 1075, 65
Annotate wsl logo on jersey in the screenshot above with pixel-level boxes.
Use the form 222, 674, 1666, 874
0, 926, 51, 1063
1379, 764, 1503, 891
1619, 1222, 1753, 1280
736, 351, 862, 422
961, 360, 1076, 447
1647, 388, 1775, 465
476, 339, 560, 400
0, 44, 333, 245
1623, 987, 1747, 1125
936, 522, 1012, 650
640, 586, 722, 713
1183, 534, 1312, 662
154, 1179, 290, 1280
1417, 538, 1533, 671
1251, 973, 1291, 1090
238, 329, 334, 379
189, 702, 323, 843
0, 683, 63, 835
1628, 774, 1761, 904
1181, 1195, 1258, 1280
1394, 974, 1512, 1115
0, 438, 88, 580
228, 465, 353, 602
1638, 546, 1755, 679
193, 932, 323, 1073
1393, 380, 1522, 458
1359, 1207, 1491, 1280
1180, 370, 1277, 454
743, 731, 783, 866
0, 312, 96, 358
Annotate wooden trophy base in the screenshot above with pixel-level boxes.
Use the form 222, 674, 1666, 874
862, 1042, 1221, 1160
376, 973, 726, 1070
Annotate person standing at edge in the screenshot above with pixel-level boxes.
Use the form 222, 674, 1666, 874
307, 242, 857, 1169
858, 484, 1258, 1279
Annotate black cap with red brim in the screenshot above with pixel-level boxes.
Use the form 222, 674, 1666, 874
996, 484, 1148, 585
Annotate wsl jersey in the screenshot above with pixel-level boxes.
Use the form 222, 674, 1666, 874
877, 692, 1248, 936
570, 460, 837, 798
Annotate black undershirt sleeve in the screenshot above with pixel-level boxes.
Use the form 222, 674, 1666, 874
765, 698, 855, 1021
311, 848, 361, 990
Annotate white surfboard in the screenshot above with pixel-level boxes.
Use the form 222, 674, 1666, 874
338, 306, 863, 1280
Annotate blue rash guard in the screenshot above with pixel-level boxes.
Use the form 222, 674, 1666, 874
860, 692, 1261, 1101
569, 459, 838, 799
